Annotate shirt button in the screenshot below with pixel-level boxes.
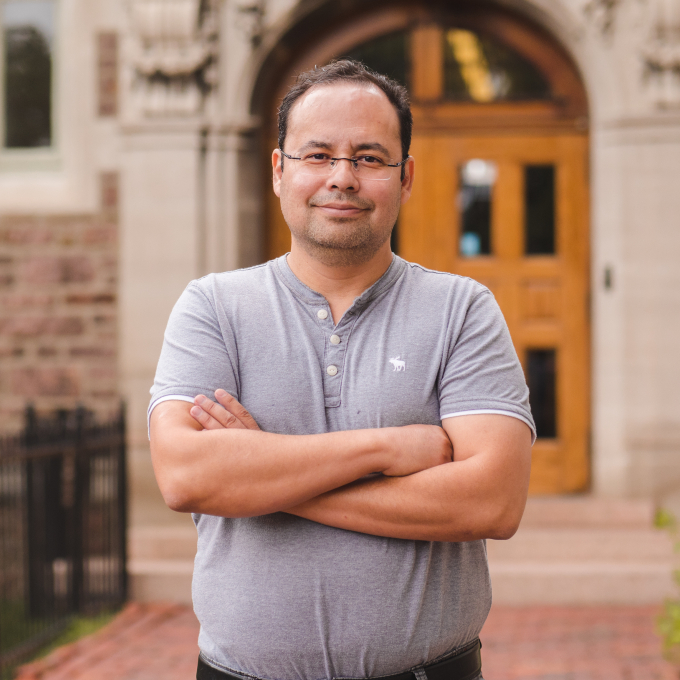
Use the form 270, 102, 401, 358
317, 309, 328, 320
326, 365, 338, 376
330, 334, 341, 345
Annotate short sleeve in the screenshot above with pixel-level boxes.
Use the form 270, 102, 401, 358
148, 281, 238, 428
439, 290, 536, 441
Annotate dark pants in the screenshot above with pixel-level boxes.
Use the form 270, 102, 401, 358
196, 654, 484, 680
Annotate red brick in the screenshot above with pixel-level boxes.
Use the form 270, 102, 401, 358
0, 317, 83, 336
22, 257, 95, 284
62, 257, 96, 283
89, 389, 118, 398
0, 317, 45, 336
69, 347, 114, 358
38, 347, 58, 357
49, 318, 84, 335
0, 346, 23, 357
11, 368, 79, 397
12, 604, 680, 680
66, 293, 116, 304
0, 294, 54, 309
84, 226, 117, 245
2, 227, 52, 244
88, 367, 117, 380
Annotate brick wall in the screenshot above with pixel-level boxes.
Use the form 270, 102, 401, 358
0, 173, 119, 432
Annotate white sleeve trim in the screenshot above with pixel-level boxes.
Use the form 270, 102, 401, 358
147, 395, 196, 439
440, 409, 536, 445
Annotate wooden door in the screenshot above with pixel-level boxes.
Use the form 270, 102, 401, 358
264, 10, 590, 493
400, 132, 589, 493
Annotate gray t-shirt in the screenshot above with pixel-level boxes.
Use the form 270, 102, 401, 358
150, 254, 534, 680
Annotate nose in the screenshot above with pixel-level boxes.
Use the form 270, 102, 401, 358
325, 158, 359, 192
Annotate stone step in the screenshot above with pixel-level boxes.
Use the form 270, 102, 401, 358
486, 527, 672, 561
129, 526, 197, 560
488, 560, 675, 604
125, 498, 676, 605
128, 558, 194, 604
127, 526, 196, 603
487, 497, 674, 604
519, 497, 655, 529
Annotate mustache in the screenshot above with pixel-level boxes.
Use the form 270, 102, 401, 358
309, 193, 374, 210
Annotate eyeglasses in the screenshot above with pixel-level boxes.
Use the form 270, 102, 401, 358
280, 150, 408, 181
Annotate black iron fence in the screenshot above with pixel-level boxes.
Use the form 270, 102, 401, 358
0, 405, 127, 676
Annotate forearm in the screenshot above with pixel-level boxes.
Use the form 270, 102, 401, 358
151, 413, 387, 518
288, 453, 530, 542
151, 398, 452, 519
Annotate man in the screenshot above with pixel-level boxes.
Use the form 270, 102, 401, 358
149, 60, 534, 680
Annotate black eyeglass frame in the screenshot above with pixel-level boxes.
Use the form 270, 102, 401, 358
279, 150, 409, 170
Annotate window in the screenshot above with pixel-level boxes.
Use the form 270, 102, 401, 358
525, 165, 556, 255
2, 0, 55, 149
458, 159, 497, 257
343, 31, 409, 89
526, 348, 557, 439
444, 28, 551, 102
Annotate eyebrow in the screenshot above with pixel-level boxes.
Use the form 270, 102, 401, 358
297, 141, 395, 158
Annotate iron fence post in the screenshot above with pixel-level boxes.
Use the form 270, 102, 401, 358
118, 401, 128, 603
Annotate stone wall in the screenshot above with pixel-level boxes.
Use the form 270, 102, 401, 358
0, 173, 119, 432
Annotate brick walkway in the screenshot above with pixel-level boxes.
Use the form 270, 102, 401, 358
14, 604, 677, 680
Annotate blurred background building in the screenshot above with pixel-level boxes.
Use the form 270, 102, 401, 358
0, 0, 679, 603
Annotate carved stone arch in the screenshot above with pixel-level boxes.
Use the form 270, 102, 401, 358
250, 0, 592, 260
249, 0, 590, 122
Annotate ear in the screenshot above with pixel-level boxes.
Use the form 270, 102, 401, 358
272, 149, 283, 197
400, 156, 415, 205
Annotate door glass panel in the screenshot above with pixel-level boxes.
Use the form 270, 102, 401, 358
3, 0, 54, 148
525, 165, 555, 255
344, 30, 409, 88
527, 348, 557, 438
443, 28, 551, 102
459, 159, 496, 257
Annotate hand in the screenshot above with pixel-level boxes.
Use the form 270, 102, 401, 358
381, 424, 453, 477
189, 389, 261, 431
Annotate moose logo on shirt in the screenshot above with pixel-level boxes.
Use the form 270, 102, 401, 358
389, 356, 406, 372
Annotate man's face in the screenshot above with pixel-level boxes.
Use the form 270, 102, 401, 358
272, 83, 414, 266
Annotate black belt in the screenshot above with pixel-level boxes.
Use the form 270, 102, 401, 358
197, 639, 482, 680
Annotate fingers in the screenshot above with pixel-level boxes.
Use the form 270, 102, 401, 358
190, 395, 246, 430
189, 404, 230, 430
215, 389, 261, 431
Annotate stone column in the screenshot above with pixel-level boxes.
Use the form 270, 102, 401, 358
119, 0, 219, 528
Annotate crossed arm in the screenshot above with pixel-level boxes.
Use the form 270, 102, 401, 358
149, 390, 532, 542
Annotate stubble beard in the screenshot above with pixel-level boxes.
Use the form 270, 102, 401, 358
290, 192, 398, 267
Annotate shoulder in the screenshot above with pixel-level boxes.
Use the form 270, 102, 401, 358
184, 260, 276, 308
190, 261, 271, 295
395, 257, 491, 305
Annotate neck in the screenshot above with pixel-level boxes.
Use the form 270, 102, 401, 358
287, 240, 394, 323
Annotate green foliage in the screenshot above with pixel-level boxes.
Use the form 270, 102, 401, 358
0, 599, 46, 654
32, 610, 116, 660
0, 604, 117, 680
657, 508, 680, 664
0, 600, 66, 680
656, 508, 677, 531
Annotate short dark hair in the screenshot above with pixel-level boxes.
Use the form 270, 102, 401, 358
277, 59, 413, 163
